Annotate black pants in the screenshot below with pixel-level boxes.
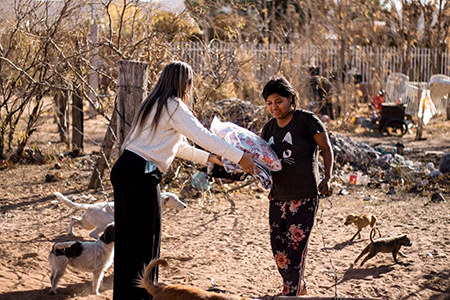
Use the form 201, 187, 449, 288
111, 150, 162, 300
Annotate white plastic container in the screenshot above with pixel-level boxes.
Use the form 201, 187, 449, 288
345, 173, 370, 185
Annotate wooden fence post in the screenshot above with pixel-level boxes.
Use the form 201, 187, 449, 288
116, 60, 149, 155
88, 21, 99, 119
88, 60, 148, 189
447, 97, 450, 120
72, 83, 84, 153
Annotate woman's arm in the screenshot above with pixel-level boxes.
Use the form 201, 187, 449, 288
176, 140, 210, 164
314, 131, 334, 195
168, 100, 243, 163
169, 99, 258, 174
207, 154, 223, 166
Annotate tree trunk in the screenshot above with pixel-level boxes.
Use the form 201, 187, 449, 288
88, 111, 117, 189
415, 117, 424, 140
53, 90, 69, 145
14, 95, 43, 161
72, 84, 84, 153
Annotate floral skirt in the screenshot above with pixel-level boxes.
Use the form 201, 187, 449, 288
269, 196, 319, 296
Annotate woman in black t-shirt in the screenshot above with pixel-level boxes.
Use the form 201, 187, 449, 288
261, 76, 334, 296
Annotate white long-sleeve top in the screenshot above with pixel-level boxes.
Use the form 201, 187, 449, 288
125, 97, 243, 172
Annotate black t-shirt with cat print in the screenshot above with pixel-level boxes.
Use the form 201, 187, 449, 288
261, 109, 326, 200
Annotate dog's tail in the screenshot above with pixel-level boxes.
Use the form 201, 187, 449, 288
370, 214, 377, 228
54, 192, 91, 210
138, 258, 168, 296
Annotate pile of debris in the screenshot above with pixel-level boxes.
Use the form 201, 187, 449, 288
329, 133, 449, 198
330, 133, 380, 172
166, 98, 449, 201
199, 98, 270, 132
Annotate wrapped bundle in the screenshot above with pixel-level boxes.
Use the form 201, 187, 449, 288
210, 116, 282, 189
211, 116, 282, 172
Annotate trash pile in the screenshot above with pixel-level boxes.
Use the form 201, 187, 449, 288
330, 133, 380, 171
329, 133, 449, 198
169, 98, 448, 201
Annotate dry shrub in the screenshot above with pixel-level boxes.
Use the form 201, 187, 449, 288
199, 98, 270, 133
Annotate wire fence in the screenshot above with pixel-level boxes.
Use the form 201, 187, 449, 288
171, 42, 450, 117
384, 73, 448, 116
171, 42, 450, 85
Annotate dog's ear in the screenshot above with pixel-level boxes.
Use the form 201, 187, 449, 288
100, 224, 115, 244
401, 234, 412, 240
400, 234, 412, 244
400, 234, 411, 241
54, 241, 83, 257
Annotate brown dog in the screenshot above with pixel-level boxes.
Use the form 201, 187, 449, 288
353, 228, 412, 266
138, 259, 252, 300
344, 213, 380, 241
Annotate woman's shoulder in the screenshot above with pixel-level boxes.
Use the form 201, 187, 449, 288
166, 97, 189, 113
294, 109, 326, 133
292, 109, 323, 126
294, 109, 316, 118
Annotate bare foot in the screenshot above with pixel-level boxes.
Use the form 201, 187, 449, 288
299, 287, 307, 295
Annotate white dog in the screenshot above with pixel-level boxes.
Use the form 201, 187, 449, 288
48, 223, 115, 295
54, 191, 186, 239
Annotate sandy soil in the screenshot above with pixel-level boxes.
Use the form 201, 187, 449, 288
0, 114, 449, 300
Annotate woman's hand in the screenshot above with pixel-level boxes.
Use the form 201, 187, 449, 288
318, 177, 331, 196
239, 153, 258, 174
208, 154, 223, 166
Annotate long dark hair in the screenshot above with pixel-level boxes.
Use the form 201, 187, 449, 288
123, 61, 194, 146
262, 76, 298, 109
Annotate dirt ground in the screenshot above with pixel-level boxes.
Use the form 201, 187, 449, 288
0, 112, 449, 300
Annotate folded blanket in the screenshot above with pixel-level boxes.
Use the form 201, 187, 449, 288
211, 116, 282, 172
210, 116, 281, 189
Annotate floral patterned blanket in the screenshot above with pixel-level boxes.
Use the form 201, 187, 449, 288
210, 116, 282, 189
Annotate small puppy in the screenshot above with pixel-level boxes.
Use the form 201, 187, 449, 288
48, 223, 115, 295
344, 213, 380, 241
138, 259, 251, 300
54, 191, 186, 239
353, 227, 412, 266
